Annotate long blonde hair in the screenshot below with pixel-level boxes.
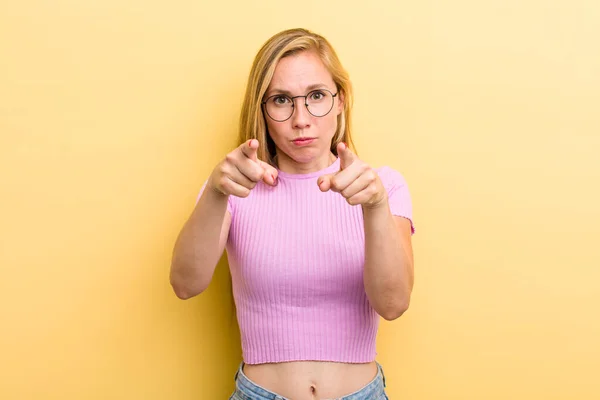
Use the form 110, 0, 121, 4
238, 28, 355, 166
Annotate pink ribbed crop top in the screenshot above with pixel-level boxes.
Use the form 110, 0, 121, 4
198, 157, 414, 364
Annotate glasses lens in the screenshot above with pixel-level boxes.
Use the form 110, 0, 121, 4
265, 95, 293, 121
306, 90, 334, 117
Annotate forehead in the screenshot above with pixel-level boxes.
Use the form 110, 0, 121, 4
267, 50, 335, 93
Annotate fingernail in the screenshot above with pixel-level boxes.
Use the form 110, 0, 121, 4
272, 174, 278, 186
341, 142, 347, 149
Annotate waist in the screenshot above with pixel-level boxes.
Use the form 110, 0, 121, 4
240, 360, 381, 399
237, 307, 380, 364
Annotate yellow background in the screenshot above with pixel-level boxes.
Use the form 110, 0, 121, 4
1, 1, 599, 399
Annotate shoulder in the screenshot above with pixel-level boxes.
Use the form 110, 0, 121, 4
375, 165, 415, 233
375, 166, 409, 190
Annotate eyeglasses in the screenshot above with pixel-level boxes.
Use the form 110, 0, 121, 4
261, 89, 338, 122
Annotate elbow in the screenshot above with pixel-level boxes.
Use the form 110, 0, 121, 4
171, 284, 200, 300
380, 299, 410, 321
169, 269, 208, 300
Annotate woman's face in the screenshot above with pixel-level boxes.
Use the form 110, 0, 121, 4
264, 50, 343, 166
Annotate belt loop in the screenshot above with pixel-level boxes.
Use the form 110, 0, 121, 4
379, 362, 387, 388
234, 362, 242, 381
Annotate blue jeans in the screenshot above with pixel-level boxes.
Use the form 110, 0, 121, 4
229, 362, 389, 400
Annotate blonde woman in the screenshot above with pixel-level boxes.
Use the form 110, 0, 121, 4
170, 28, 415, 400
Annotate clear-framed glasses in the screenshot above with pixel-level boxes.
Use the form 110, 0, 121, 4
261, 89, 339, 122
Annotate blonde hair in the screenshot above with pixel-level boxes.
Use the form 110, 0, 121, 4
238, 28, 355, 167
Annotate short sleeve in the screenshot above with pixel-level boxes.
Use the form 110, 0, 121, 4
196, 180, 234, 215
377, 166, 415, 235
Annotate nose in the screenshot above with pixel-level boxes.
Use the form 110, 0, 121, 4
290, 97, 311, 129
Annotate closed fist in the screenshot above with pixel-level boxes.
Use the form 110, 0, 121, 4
209, 139, 278, 198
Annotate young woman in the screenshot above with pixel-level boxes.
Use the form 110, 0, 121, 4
170, 28, 415, 400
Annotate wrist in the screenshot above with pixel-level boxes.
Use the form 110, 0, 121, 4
361, 195, 389, 213
206, 174, 229, 198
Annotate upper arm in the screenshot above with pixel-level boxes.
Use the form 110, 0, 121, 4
218, 210, 232, 257
378, 166, 415, 235
381, 165, 415, 289
394, 216, 414, 289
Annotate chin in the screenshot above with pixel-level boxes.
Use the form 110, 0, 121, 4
287, 148, 324, 164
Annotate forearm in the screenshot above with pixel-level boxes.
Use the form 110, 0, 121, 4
362, 202, 414, 320
170, 188, 229, 299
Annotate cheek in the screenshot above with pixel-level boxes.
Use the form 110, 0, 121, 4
323, 114, 338, 137
266, 120, 285, 143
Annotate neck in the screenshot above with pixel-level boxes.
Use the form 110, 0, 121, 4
275, 151, 337, 175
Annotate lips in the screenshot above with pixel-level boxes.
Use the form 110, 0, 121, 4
292, 137, 316, 146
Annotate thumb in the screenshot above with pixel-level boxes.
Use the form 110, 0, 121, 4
337, 142, 355, 170
317, 173, 334, 192
258, 160, 279, 186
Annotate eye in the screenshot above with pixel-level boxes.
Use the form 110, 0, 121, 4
272, 95, 290, 105
309, 91, 326, 101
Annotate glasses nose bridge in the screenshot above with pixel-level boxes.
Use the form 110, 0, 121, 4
289, 94, 309, 107
287, 94, 310, 120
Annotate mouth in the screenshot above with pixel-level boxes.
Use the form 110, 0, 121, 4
291, 137, 316, 146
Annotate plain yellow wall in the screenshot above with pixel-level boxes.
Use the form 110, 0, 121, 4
1, 1, 599, 399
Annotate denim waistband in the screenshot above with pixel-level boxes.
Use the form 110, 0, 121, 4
233, 361, 386, 400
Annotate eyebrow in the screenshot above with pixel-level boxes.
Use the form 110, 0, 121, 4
266, 83, 330, 97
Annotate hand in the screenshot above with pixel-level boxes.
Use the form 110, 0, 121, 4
317, 142, 387, 209
208, 139, 278, 198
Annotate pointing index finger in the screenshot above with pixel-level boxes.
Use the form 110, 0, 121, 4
240, 139, 259, 161
338, 142, 355, 170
